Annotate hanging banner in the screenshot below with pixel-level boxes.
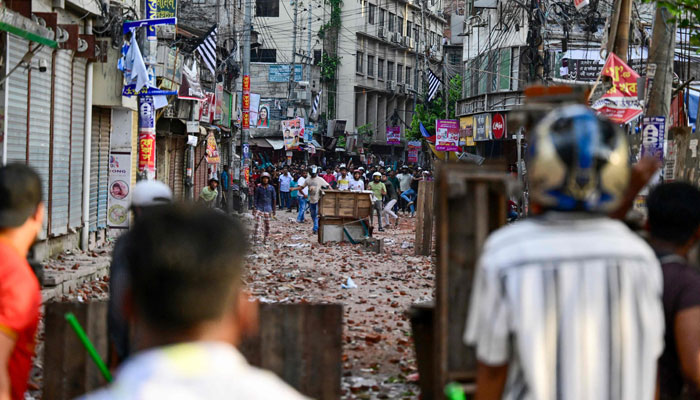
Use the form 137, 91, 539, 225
407, 140, 421, 163
178, 59, 206, 100
205, 132, 221, 164
386, 126, 401, 145
435, 119, 460, 152
298, 117, 306, 139
199, 92, 215, 123
249, 94, 261, 126
282, 119, 301, 150
242, 75, 250, 129
573, 0, 589, 10
256, 102, 271, 128
641, 116, 666, 163
138, 96, 156, 178
214, 82, 224, 121
592, 53, 643, 124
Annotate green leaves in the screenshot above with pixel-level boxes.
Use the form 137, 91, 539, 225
406, 74, 462, 142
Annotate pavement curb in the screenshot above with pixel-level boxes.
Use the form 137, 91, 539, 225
41, 260, 111, 303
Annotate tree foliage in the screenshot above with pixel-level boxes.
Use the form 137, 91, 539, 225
406, 74, 462, 141
651, 0, 700, 45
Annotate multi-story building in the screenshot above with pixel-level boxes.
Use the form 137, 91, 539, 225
335, 0, 445, 159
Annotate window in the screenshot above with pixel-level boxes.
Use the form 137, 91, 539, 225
499, 47, 511, 90
397, 16, 404, 35
387, 61, 394, 81
397, 64, 403, 82
388, 13, 395, 32
314, 50, 322, 65
512, 48, 520, 91
406, 22, 412, 38
368, 4, 376, 24
379, 9, 385, 27
463, 61, 471, 97
251, 48, 276, 62
256, 0, 279, 17
367, 55, 375, 76
378, 58, 384, 79
478, 54, 488, 94
490, 50, 498, 92
449, 51, 460, 66
406, 66, 411, 85
356, 51, 364, 73
414, 28, 419, 44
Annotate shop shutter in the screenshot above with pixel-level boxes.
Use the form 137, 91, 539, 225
6, 34, 29, 163
169, 136, 185, 200
89, 107, 110, 230
194, 142, 207, 196
69, 58, 86, 229
28, 45, 54, 239
49, 50, 73, 236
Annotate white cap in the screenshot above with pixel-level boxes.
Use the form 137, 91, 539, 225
131, 180, 173, 207
373, 172, 382, 177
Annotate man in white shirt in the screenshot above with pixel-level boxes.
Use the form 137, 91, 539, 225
465, 106, 664, 400
278, 167, 293, 212
296, 170, 309, 223
336, 166, 350, 190
81, 205, 307, 400
396, 167, 412, 213
349, 170, 365, 191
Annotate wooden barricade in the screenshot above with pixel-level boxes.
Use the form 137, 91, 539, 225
43, 301, 342, 400
319, 190, 373, 243
414, 180, 435, 256
431, 162, 509, 397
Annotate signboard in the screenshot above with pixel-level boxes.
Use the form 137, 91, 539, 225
205, 132, 220, 164
474, 114, 489, 141
257, 101, 270, 128
122, 85, 177, 97
268, 64, 303, 82
107, 153, 132, 228
435, 120, 460, 152
138, 96, 156, 178
574, 0, 589, 11
199, 92, 215, 123
592, 53, 643, 124
214, 82, 224, 121
459, 116, 475, 146
641, 116, 666, 162
186, 121, 199, 133
407, 140, 421, 163
386, 126, 401, 145
156, 0, 177, 18
242, 75, 250, 129
178, 59, 205, 100
492, 113, 505, 139
282, 119, 302, 150
242, 143, 250, 160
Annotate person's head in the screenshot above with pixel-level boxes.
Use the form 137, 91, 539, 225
381, 174, 388, 182
208, 178, 219, 190
261, 172, 271, 185
326, 168, 332, 174
123, 205, 253, 349
293, 173, 299, 180
353, 170, 361, 180
647, 182, 700, 254
131, 180, 173, 220
372, 172, 382, 182
340, 167, 347, 176
527, 105, 629, 214
223, 165, 229, 172
301, 169, 308, 178
390, 170, 396, 178
283, 167, 288, 175
309, 165, 319, 177
0, 164, 44, 255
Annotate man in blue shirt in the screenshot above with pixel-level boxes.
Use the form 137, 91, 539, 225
278, 167, 292, 212
253, 172, 276, 244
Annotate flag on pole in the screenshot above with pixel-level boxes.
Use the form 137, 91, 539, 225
196, 25, 218, 76
427, 68, 442, 102
124, 33, 149, 93
311, 90, 322, 117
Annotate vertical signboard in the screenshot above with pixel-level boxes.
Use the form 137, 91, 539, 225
435, 120, 460, 152
138, 96, 156, 178
386, 126, 401, 145
474, 114, 490, 141
641, 116, 666, 162
108, 110, 133, 229
242, 75, 251, 129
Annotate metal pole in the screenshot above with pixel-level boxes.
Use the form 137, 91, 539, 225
289, 0, 299, 101
612, 0, 632, 62
81, 20, 94, 250
137, 0, 158, 181
239, 0, 252, 211
185, 102, 196, 201
307, 1, 312, 82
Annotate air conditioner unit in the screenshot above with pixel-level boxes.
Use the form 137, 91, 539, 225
406, 84, 414, 92
397, 83, 405, 94
403, 36, 410, 46
398, 36, 406, 46
408, 38, 415, 49
391, 32, 400, 43
378, 28, 386, 38
293, 90, 310, 101
387, 81, 396, 91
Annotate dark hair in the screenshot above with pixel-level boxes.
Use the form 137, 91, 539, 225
647, 182, 700, 246
124, 205, 249, 330
0, 163, 42, 228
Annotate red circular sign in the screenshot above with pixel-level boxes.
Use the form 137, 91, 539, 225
492, 113, 505, 139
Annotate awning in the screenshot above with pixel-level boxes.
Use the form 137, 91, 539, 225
249, 138, 272, 148
266, 139, 284, 150
0, 8, 58, 48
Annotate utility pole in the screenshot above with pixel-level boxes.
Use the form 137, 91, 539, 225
137, 0, 159, 181
239, 0, 252, 211
611, 0, 632, 62
289, 0, 299, 102
646, 4, 676, 119
307, 1, 312, 82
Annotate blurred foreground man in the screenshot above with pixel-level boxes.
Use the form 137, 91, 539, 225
465, 106, 664, 400
647, 182, 700, 399
82, 205, 306, 399
0, 164, 43, 400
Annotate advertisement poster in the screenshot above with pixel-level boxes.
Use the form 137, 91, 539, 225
305, 124, 314, 142
257, 102, 270, 128
298, 117, 305, 139
592, 53, 643, 124
249, 94, 261, 126
459, 116, 475, 146
435, 120, 460, 152
641, 116, 666, 163
386, 126, 401, 145
138, 131, 156, 173
282, 119, 301, 150
199, 92, 215, 123
407, 140, 421, 163
214, 82, 224, 121
205, 132, 221, 164
474, 114, 489, 141
178, 58, 206, 100
242, 75, 250, 129
492, 113, 506, 140
107, 153, 132, 228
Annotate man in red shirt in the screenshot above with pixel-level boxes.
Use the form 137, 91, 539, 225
0, 164, 44, 400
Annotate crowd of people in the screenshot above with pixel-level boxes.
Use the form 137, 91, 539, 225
4, 104, 700, 400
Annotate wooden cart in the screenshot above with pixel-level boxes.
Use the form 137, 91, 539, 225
318, 190, 373, 244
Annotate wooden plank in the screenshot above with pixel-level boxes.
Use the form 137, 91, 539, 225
432, 163, 509, 397
415, 181, 434, 256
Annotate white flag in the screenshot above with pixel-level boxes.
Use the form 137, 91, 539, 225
125, 33, 149, 94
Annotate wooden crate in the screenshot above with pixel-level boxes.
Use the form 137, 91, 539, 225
431, 162, 510, 396
320, 190, 373, 219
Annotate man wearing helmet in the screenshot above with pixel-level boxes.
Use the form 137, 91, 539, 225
465, 105, 664, 400
368, 172, 387, 232
252, 172, 276, 244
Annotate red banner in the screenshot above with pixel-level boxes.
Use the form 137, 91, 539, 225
138, 131, 156, 172
592, 53, 643, 124
242, 75, 250, 129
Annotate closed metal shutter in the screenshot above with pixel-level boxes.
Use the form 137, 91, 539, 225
169, 136, 185, 200
89, 107, 110, 230
69, 58, 86, 229
194, 142, 207, 196
6, 34, 29, 163
50, 50, 73, 236
28, 45, 54, 239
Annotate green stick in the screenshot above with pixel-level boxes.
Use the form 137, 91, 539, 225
64, 312, 113, 382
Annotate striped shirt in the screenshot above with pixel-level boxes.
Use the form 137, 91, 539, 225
465, 214, 664, 400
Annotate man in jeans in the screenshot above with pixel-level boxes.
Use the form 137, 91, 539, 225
252, 172, 276, 244
278, 167, 292, 212
368, 172, 387, 232
296, 170, 309, 223
292, 166, 328, 234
